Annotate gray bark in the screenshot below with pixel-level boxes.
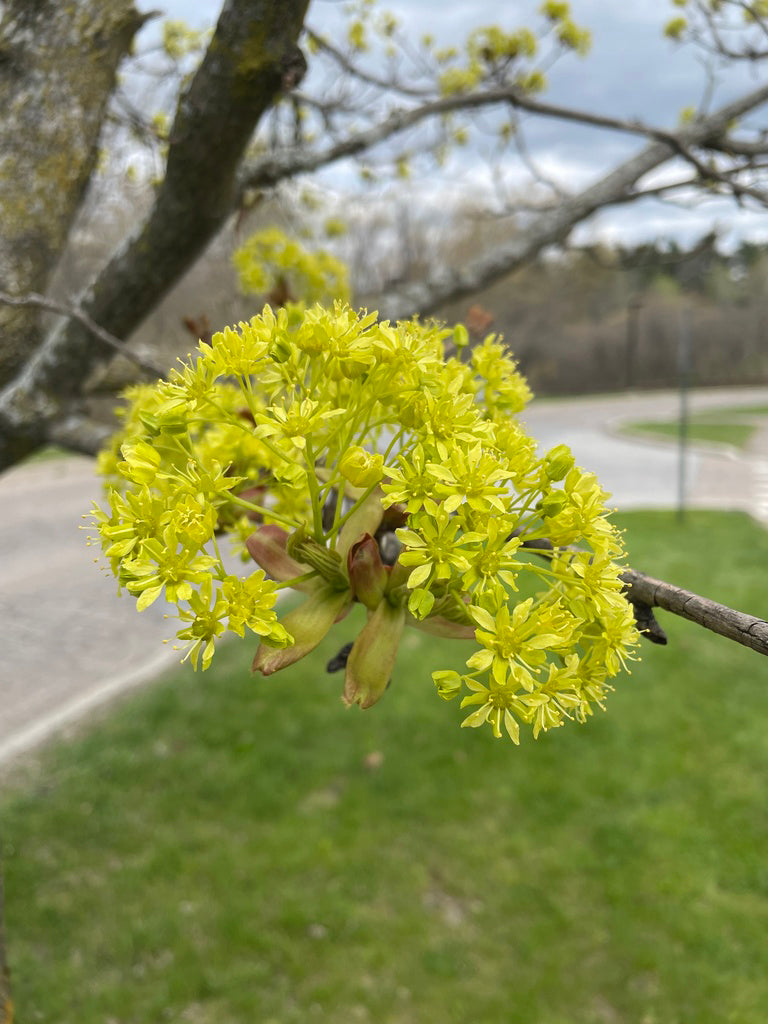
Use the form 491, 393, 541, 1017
375, 82, 768, 320
0, 0, 146, 385
622, 568, 768, 657
0, 0, 310, 468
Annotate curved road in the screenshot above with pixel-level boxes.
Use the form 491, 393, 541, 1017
2, 386, 768, 766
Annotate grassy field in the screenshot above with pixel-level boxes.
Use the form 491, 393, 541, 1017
623, 418, 757, 450
18, 444, 70, 464
623, 402, 768, 451
4, 511, 768, 1024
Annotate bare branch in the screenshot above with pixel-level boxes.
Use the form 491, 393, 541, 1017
622, 567, 768, 657
0, 291, 164, 378
521, 536, 767, 657
702, 135, 768, 157
237, 85, 676, 195
375, 81, 768, 319
305, 27, 431, 99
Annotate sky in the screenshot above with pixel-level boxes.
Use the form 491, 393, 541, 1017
134, 0, 768, 249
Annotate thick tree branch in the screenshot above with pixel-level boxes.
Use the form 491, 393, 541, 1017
0, 0, 310, 470
0, 0, 148, 386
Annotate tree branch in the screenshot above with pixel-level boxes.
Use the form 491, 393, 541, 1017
0, 291, 164, 378
304, 26, 431, 98
0, 0, 148, 386
621, 568, 768, 657
375, 81, 768, 319
237, 84, 680, 195
520, 536, 768, 657
0, 0, 310, 470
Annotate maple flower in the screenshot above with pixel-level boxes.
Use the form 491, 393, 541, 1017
89, 301, 639, 740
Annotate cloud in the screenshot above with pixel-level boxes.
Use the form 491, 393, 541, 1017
133, 1, 767, 245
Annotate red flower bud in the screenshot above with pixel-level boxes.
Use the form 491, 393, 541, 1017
347, 534, 388, 610
246, 525, 315, 590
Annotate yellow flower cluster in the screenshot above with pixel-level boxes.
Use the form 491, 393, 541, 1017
232, 228, 350, 306
90, 302, 638, 741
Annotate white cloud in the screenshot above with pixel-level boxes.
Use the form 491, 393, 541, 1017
132, 1, 768, 247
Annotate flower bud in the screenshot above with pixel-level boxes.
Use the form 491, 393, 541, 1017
538, 491, 567, 517
453, 324, 469, 349
544, 444, 574, 481
271, 334, 293, 363
337, 489, 385, 560
339, 446, 384, 488
432, 670, 462, 700
347, 533, 387, 610
246, 525, 315, 590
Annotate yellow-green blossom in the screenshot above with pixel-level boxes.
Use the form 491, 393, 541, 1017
89, 301, 639, 739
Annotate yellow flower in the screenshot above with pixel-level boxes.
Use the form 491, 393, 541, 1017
91, 301, 639, 742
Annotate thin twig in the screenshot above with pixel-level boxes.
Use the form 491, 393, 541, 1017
621, 567, 768, 657
0, 290, 163, 378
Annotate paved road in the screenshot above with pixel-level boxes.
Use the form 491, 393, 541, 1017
521, 386, 768, 519
0, 456, 177, 766
2, 386, 768, 767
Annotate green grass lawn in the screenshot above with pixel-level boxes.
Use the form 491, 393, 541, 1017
623, 419, 757, 449
19, 444, 71, 464
5, 511, 768, 1023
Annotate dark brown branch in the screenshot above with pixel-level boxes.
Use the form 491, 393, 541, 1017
0, 291, 164, 378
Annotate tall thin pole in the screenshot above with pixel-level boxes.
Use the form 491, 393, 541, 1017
625, 296, 641, 389
677, 305, 692, 524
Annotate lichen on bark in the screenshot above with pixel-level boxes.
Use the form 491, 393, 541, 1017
0, 0, 146, 386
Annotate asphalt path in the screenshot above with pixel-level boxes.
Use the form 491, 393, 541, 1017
2, 386, 768, 767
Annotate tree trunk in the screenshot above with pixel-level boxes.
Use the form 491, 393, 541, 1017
0, 0, 146, 386
0, 0, 310, 468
